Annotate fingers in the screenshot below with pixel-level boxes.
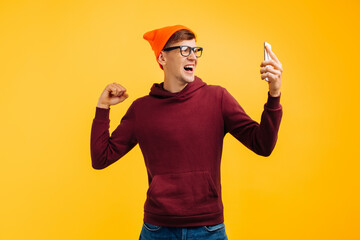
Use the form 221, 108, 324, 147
260, 66, 281, 75
260, 66, 281, 82
106, 83, 127, 97
97, 83, 129, 108
262, 46, 283, 72
260, 59, 283, 72
261, 72, 277, 82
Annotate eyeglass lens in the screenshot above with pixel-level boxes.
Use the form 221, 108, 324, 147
180, 46, 202, 57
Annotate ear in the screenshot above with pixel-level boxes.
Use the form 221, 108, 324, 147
157, 51, 167, 67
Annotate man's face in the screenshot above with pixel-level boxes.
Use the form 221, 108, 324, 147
160, 39, 198, 84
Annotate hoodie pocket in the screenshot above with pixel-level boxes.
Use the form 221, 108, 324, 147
145, 171, 221, 216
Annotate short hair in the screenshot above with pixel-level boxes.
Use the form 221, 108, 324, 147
163, 29, 196, 49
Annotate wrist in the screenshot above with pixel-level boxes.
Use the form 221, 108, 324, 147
269, 91, 280, 97
97, 103, 110, 109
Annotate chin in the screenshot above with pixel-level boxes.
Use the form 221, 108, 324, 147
182, 74, 195, 83
186, 77, 195, 83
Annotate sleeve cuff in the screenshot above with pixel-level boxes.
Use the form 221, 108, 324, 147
265, 91, 281, 109
95, 107, 110, 120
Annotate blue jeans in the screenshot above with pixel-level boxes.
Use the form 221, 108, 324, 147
139, 222, 228, 240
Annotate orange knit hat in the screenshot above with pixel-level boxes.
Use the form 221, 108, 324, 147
143, 25, 196, 69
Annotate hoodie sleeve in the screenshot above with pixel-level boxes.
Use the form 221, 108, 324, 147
221, 88, 282, 156
90, 102, 138, 169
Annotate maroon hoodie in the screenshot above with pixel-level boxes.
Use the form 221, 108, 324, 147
91, 76, 282, 227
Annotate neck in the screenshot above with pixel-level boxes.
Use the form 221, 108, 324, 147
163, 73, 188, 93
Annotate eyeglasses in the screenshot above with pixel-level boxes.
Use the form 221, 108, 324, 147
162, 45, 203, 58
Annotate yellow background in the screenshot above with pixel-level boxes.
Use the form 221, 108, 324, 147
1, 0, 359, 239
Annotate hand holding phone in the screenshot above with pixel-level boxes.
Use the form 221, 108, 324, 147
264, 42, 272, 82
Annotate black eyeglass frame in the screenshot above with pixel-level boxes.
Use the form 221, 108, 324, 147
162, 45, 203, 58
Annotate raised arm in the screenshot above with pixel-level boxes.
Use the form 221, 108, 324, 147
90, 83, 137, 169
222, 89, 282, 156
222, 46, 283, 156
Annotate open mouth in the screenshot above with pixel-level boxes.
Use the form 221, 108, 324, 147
184, 65, 194, 73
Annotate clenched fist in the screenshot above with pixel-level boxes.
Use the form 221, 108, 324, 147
97, 83, 129, 109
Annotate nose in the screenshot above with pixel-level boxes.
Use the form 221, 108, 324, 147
187, 49, 197, 60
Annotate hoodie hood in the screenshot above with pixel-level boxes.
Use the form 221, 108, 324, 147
149, 76, 206, 101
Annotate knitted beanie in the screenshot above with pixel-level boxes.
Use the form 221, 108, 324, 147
143, 25, 196, 69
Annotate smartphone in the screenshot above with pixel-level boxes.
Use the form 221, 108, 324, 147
264, 42, 272, 82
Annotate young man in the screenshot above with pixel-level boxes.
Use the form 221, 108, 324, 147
91, 25, 283, 240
